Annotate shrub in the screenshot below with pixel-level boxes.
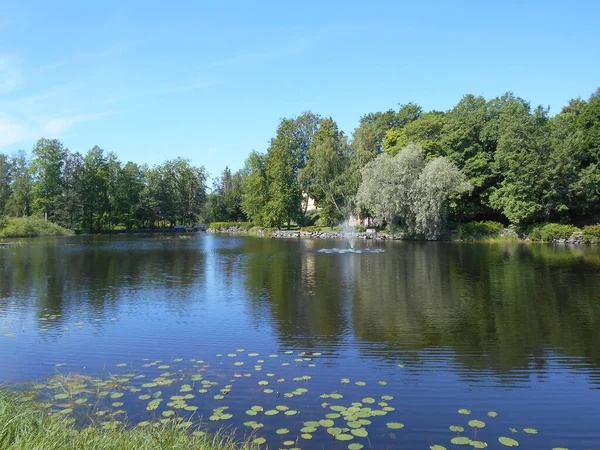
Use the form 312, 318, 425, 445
0, 216, 73, 238
457, 221, 504, 238
582, 224, 600, 242
207, 222, 254, 231
527, 223, 581, 242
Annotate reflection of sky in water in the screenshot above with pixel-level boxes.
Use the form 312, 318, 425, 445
0, 235, 599, 448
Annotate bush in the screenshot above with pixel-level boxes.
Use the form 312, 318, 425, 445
207, 222, 254, 231
527, 223, 581, 242
457, 221, 504, 239
0, 216, 73, 238
582, 224, 600, 242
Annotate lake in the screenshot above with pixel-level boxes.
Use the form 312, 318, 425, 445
1, 234, 599, 449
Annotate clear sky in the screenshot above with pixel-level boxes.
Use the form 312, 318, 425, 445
1, 0, 599, 180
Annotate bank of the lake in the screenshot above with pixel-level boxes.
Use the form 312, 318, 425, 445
207, 221, 600, 244
0, 389, 252, 450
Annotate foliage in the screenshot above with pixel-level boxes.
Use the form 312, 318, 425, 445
527, 223, 581, 242
0, 216, 73, 238
357, 144, 470, 239
456, 221, 504, 239
299, 117, 352, 226
582, 224, 600, 242
0, 389, 252, 450
207, 222, 254, 231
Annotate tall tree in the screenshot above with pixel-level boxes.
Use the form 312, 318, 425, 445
241, 151, 269, 225
299, 117, 352, 226
264, 119, 303, 228
0, 153, 10, 214
5, 151, 32, 217
30, 138, 66, 220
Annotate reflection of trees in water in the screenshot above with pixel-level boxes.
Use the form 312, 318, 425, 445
0, 236, 207, 326
351, 242, 600, 373
2, 236, 599, 376
242, 238, 351, 347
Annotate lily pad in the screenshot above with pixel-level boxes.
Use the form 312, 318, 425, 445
348, 445, 364, 450
468, 420, 485, 429
470, 442, 488, 449
335, 434, 354, 441
449, 425, 464, 432
458, 409, 471, 415
276, 428, 289, 435
498, 437, 519, 447
430, 446, 446, 450
487, 411, 498, 417
451, 437, 472, 445
523, 428, 538, 434
351, 428, 368, 437
386, 422, 404, 429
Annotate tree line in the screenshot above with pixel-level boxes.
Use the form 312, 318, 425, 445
0, 141, 206, 232
1, 88, 599, 235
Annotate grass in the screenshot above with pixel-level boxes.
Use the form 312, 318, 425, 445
0, 216, 73, 238
0, 389, 255, 450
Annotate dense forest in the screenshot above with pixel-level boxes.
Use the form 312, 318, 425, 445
1, 88, 599, 235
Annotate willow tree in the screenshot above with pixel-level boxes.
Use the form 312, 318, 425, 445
356, 143, 470, 239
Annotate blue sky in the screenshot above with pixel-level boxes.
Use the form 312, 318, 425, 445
1, 0, 599, 180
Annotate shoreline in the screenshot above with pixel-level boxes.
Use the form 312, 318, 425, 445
207, 226, 599, 245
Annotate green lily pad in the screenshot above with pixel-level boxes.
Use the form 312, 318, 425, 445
498, 437, 519, 447
320, 419, 335, 427
386, 422, 404, 429
351, 428, 368, 437
54, 393, 69, 400
458, 409, 471, 415
264, 409, 279, 416
487, 411, 498, 417
430, 446, 446, 450
523, 428, 538, 434
468, 420, 486, 429
348, 444, 364, 450
450, 425, 464, 432
451, 437, 472, 445
276, 428, 289, 435
301, 433, 313, 440
470, 442, 488, 449
253, 437, 266, 445
335, 434, 354, 441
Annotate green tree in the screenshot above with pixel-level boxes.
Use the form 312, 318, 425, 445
5, 151, 32, 217
81, 146, 109, 232
30, 138, 66, 220
299, 117, 352, 226
0, 153, 10, 214
241, 151, 269, 225
264, 119, 303, 228
357, 143, 470, 238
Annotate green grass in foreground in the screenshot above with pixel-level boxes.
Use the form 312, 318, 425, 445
0, 216, 73, 238
0, 390, 254, 450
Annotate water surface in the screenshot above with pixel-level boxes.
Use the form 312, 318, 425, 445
1, 235, 599, 449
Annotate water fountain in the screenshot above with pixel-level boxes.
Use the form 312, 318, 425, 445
316, 219, 384, 254
342, 220, 357, 251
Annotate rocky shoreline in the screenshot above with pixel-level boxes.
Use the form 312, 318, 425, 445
207, 227, 594, 244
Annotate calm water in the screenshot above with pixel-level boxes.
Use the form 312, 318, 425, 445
1, 235, 600, 449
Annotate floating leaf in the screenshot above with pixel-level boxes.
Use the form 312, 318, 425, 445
54, 393, 69, 400
348, 444, 364, 450
276, 428, 289, 435
468, 420, 486, 429
253, 437, 266, 445
487, 411, 498, 418
264, 409, 279, 416
386, 422, 404, 429
458, 409, 471, 415
301, 433, 313, 440
335, 434, 354, 441
451, 437, 472, 445
498, 437, 519, 447
470, 442, 488, 449
301, 426, 317, 433
351, 428, 368, 438
523, 428, 538, 434
110, 392, 124, 399
320, 419, 334, 427
430, 446, 446, 450
449, 425, 464, 432
362, 397, 375, 404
